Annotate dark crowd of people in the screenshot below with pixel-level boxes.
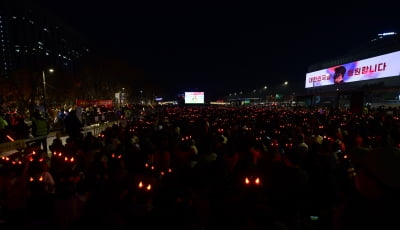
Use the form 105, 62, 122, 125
0, 105, 400, 230
0, 105, 122, 145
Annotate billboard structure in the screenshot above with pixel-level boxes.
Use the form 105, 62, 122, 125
184, 92, 205, 104
305, 50, 400, 88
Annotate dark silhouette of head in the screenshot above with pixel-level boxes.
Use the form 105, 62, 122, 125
334, 66, 346, 84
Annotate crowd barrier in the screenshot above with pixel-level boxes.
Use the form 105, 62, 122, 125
0, 120, 123, 157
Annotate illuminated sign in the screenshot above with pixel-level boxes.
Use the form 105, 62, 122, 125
184, 92, 204, 104
76, 99, 113, 108
305, 50, 400, 88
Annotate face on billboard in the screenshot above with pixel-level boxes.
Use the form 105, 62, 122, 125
305, 51, 400, 88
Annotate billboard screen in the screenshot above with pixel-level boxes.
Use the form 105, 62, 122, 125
305, 50, 400, 88
184, 92, 204, 104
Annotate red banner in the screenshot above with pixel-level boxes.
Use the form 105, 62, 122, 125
76, 99, 113, 108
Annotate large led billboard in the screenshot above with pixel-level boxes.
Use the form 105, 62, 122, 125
305, 50, 400, 88
184, 92, 205, 104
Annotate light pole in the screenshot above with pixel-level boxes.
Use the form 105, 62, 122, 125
276, 81, 286, 100
42, 68, 54, 117
263, 85, 268, 103
140, 90, 143, 104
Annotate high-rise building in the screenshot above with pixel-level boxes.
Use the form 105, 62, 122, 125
0, 0, 90, 79
304, 32, 400, 111
307, 32, 400, 74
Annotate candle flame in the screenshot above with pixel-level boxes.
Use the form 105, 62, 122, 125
6, 135, 14, 142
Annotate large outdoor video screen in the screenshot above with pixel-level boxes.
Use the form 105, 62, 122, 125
305, 50, 400, 88
184, 92, 204, 104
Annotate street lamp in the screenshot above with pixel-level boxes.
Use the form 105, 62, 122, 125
282, 81, 289, 103
140, 90, 143, 104
42, 68, 54, 117
263, 85, 268, 103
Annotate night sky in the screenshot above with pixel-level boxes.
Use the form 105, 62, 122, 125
36, 0, 400, 99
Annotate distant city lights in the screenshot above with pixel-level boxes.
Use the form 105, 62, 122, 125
377, 32, 397, 37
